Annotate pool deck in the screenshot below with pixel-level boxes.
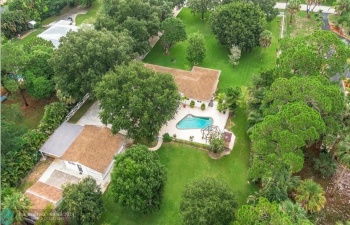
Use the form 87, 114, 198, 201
159, 101, 232, 145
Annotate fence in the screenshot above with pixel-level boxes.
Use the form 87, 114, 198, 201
65, 93, 90, 121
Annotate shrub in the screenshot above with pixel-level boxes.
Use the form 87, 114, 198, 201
313, 152, 337, 178
180, 178, 237, 225
209, 137, 225, 153
201, 103, 206, 110
228, 45, 241, 66
163, 133, 172, 142
190, 100, 195, 108
39, 102, 68, 134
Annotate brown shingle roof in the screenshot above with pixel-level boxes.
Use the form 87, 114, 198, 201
26, 182, 62, 203
60, 125, 124, 173
144, 64, 221, 101
25, 193, 52, 214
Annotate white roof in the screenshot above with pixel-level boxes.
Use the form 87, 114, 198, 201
38, 20, 78, 48
28, 20, 36, 25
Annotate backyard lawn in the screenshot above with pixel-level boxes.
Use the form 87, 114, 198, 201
75, 0, 102, 26
99, 106, 255, 224
144, 8, 280, 91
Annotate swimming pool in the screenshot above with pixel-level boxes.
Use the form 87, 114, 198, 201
176, 114, 213, 129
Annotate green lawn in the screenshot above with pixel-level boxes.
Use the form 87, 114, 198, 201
68, 100, 95, 124
144, 8, 280, 91
12, 28, 45, 46
100, 106, 255, 224
75, 0, 102, 25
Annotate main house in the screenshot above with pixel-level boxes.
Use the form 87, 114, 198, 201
25, 123, 125, 214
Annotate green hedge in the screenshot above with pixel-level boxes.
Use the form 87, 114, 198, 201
1, 102, 68, 187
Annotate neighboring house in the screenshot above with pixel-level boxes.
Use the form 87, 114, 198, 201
28, 20, 36, 29
144, 64, 221, 108
37, 20, 78, 48
39, 123, 125, 180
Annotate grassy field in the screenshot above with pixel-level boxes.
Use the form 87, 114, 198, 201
99, 105, 255, 224
144, 8, 280, 91
12, 28, 45, 46
75, 0, 102, 25
286, 11, 322, 37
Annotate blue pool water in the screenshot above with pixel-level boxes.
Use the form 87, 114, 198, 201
176, 114, 213, 129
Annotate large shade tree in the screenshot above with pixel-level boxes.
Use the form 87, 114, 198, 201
95, 62, 181, 141
1, 42, 29, 106
188, 0, 218, 20
49, 28, 134, 101
58, 177, 103, 225
161, 17, 187, 54
210, 1, 266, 52
186, 32, 206, 65
180, 177, 237, 225
95, 0, 173, 55
111, 145, 167, 213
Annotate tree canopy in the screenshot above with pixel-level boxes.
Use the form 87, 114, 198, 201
95, 62, 180, 141
111, 145, 167, 213
277, 30, 350, 78
210, 1, 266, 52
95, 0, 173, 55
50, 28, 134, 101
161, 17, 187, 54
249, 102, 326, 179
180, 177, 237, 225
58, 177, 103, 225
188, 0, 218, 20
186, 32, 206, 65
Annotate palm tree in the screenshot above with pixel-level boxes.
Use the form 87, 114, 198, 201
331, 134, 350, 196
287, 0, 302, 24
295, 179, 326, 213
259, 30, 273, 59
280, 200, 310, 224
2, 191, 31, 225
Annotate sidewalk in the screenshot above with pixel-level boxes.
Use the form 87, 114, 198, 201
275, 2, 336, 14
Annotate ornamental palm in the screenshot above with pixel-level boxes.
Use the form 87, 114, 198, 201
287, 0, 301, 23
259, 30, 273, 59
295, 179, 326, 213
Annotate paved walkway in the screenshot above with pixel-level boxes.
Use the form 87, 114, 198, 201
148, 137, 163, 151
275, 2, 335, 14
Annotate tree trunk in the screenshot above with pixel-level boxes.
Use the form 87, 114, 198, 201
201, 11, 204, 20
165, 47, 169, 55
330, 135, 342, 159
307, 5, 311, 18
290, 13, 293, 24
260, 48, 263, 60
330, 165, 347, 197
20, 88, 29, 106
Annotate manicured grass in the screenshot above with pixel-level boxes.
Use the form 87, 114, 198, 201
144, 8, 280, 91
99, 106, 255, 224
75, 0, 102, 25
68, 100, 95, 124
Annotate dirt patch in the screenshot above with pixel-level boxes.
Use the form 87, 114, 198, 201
19, 157, 54, 192
296, 149, 350, 224
287, 13, 320, 37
